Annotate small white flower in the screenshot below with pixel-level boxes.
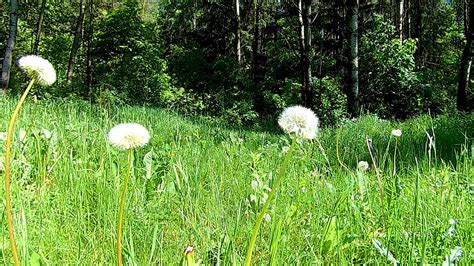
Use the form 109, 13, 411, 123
249, 194, 257, 202
262, 192, 268, 204
357, 161, 369, 172
281, 146, 290, 154
108, 123, 150, 150
391, 129, 402, 137
17, 55, 56, 86
264, 213, 271, 223
251, 180, 259, 190
0, 132, 6, 141
278, 106, 319, 140
41, 128, 52, 140
19, 129, 27, 143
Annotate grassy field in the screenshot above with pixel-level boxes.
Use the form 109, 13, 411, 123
0, 97, 472, 264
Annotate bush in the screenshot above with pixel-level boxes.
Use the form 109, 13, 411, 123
360, 15, 422, 119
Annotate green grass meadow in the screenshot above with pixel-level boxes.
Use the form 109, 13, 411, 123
1, 97, 473, 264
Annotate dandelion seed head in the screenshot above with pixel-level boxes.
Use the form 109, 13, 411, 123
108, 123, 150, 150
278, 105, 319, 140
17, 55, 56, 86
0, 132, 6, 141
358, 161, 369, 172
391, 129, 402, 137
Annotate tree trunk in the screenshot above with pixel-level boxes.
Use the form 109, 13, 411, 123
66, 0, 85, 84
398, 0, 404, 42
1, 0, 18, 93
85, 0, 94, 96
457, 0, 473, 112
347, 0, 360, 117
235, 0, 241, 64
299, 0, 312, 107
32, 0, 47, 55
412, 0, 422, 60
251, 1, 261, 83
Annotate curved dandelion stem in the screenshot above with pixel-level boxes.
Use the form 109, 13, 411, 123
244, 137, 297, 266
4, 78, 36, 266
116, 149, 134, 266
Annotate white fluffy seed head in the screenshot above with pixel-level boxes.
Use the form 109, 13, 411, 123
108, 123, 150, 150
278, 105, 319, 140
17, 55, 56, 86
391, 129, 402, 137
357, 161, 369, 172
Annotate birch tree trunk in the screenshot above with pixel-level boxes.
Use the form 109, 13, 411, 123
235, 0, 241, 64
399, 0, 404, 42
1, 0, 18, 93
347, 0, 359, 117
299, 0, 312, 107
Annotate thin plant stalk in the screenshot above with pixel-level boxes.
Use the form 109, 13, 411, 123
366, 137, 386, 227
392, 139, 398, 176
244, 137, 297, 266
116, 149, 134, 266
4, 78, 36, 266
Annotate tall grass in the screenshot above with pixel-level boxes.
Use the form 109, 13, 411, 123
1, 97, 472, 264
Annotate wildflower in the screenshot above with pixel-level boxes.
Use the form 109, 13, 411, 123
391, 129, 402, 137
108, 123, 150, 150
17, 55, 56, 86
372, 239, 400, 265
278, 106, 319, 140
0, 132, 6, 141
41, 128, 52, 140
19, 129, 27, 143
357, 161, 369, 172
443, 246, 463, 265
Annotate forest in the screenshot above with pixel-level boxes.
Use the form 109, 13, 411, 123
1, 0, 472, 126
0, 0, 473, 265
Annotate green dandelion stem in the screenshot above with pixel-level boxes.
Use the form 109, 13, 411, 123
116, 148, 134, 266
4, 78, 36, 266
244, 136, 297, 266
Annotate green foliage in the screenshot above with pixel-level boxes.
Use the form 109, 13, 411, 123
92, 0, 173, 106
311, 77, 346, 126
360, 15, 422, 119
168, 46, 257, 125
416, 4, 464, 115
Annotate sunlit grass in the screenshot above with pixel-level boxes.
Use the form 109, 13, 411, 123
0, 97, 472, 264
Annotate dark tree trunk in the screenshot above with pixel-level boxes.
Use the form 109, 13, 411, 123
32, 0, 47, 55
412, 0, 422, 60
1, 0, 18, 93
457, 0, 473, 112
347, 0, 360, 117
66, 0, 85, 84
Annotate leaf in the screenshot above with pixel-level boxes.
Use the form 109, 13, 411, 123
143, 148, 155, 180
29, 251, 41, 266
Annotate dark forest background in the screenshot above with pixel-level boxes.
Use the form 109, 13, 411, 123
1, 0, 473, 126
